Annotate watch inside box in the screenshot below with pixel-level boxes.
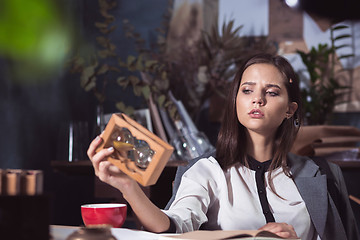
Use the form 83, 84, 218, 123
107, 126, 155, 170
97, 113, 173, 186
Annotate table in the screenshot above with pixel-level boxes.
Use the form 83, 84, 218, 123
50, 225, 165, 240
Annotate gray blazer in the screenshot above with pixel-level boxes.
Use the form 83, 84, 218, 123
288, 153, 359, 240
166, 151, 359, 240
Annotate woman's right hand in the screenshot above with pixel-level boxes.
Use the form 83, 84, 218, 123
87, 134, 138, 194
87, 134, 171, 233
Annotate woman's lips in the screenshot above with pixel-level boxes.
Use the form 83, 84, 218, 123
249, 109, 264, 118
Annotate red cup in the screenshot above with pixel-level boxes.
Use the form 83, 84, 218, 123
81, 203, 127, 228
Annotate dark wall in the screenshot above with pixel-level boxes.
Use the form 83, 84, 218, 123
0, 0, 169, 226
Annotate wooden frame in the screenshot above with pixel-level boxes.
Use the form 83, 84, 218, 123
96, 113, 174, 186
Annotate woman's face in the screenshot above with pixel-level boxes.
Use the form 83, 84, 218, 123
236, 63, 297, 137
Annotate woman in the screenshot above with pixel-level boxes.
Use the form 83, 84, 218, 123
87, 53, 359, 239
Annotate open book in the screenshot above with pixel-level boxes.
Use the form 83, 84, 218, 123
159, 230, 300, 240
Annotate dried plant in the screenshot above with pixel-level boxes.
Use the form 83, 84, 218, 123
70, 0, 275, 122
69, 0, 120, 106
119, 12, 276, 120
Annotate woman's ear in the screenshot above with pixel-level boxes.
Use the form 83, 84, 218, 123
287, 102, 298, 117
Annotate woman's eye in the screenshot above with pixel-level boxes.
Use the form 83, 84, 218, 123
266, 91, 279, 96
242, 89, 252, 94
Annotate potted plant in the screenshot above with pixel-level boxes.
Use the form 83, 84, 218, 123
297, 23, 354, 125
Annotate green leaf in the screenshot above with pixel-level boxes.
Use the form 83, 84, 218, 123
96, 36, 108, 47
99, 10, 115, 22
335, 44, 351, 50
127, 55, 137, 65
116, 101, 126, 111
128, 56, 138, 71
163, 100, 171, 108
116, 102, 135, 116
98, 49, 110, 58
80, 65, 95, 88
168, 105, 178, 120
136, 54, 144, 71
133, 85, 142, 96
145, 60, 158, 68
161, 71, 167, 80
129, 75, 140, 85
124, 106, 135, 116
95, 22, 108, 28
117, 76, 128, 88
338, 54, 355, 59
332, 25, 349, 31
334, 34, 351, 41
84, 77, 96, 91
157, 94, 166, 107
99, 25, 116, 34
97, 64, 109, 75
141, 85, 151, 100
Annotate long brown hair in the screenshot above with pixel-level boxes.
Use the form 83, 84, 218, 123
216, 53, 302, 180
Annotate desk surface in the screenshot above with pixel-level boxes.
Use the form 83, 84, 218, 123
50, 225, 165, 240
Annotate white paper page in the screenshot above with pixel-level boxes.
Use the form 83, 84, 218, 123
111, 227, 159, 240
50, 225, 160, 240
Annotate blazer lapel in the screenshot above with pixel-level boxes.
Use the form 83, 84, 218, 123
288, 153, 328, 238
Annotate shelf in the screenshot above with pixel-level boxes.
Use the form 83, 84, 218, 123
51, 159, 187, 175
330, 160, 360, 169
51, 160, 94, 175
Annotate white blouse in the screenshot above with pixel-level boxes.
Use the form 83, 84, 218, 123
162, 156, 319, 240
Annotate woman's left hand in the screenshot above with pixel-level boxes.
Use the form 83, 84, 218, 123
259, 222, 298, 239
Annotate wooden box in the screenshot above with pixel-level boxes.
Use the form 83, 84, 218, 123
96, 113, 174, 186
